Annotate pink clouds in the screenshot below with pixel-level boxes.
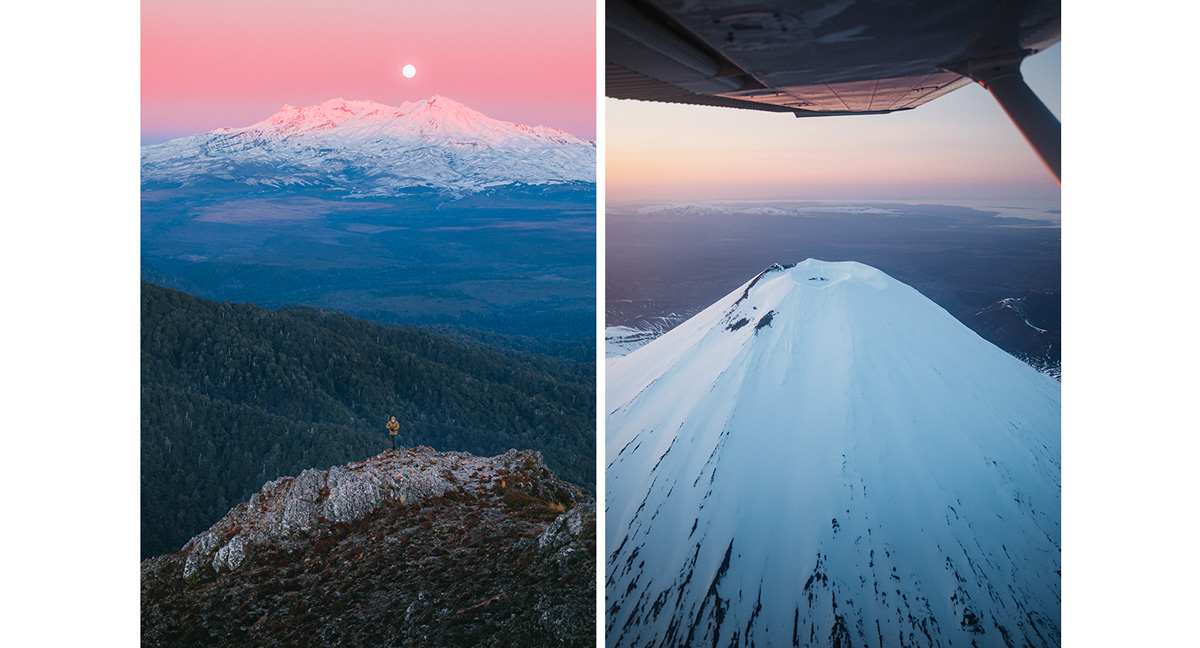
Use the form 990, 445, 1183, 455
142, 0, 595, 142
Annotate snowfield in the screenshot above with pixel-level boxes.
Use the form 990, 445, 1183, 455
141, 96, 595, 195
606, 259, 1060, 647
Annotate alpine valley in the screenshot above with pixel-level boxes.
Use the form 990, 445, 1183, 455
605, 260, 1060, 647
142, 96, 597, 344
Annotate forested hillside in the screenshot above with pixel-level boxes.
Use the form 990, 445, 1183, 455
141, 282, 594, 558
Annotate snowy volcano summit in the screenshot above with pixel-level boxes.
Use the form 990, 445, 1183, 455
606, 260, 1060, 647
141, 96, 595, 195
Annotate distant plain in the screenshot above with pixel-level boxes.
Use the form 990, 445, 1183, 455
607, 201, 1060, 374
142, 183, 597, 347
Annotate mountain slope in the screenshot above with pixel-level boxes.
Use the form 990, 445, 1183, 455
142, 446, 595, 648
142, 282, 594, 559
605, 260, 1060, 647
141, 96, 595, 195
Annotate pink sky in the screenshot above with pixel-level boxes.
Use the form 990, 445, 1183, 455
142, 0, 596, 143
607, 45, 1060, 202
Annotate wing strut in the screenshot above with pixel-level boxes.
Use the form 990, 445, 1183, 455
956, 55, 1061, 184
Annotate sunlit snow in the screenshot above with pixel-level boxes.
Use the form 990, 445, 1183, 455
606, 259, 1060, 647
141, 96, 595, 195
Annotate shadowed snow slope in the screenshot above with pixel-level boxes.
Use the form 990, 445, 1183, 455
141, 96, 595, 195
605, 260, 1060, 648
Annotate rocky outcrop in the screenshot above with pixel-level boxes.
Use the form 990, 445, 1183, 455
173, 446, 555, 577
143, 445, 595, 648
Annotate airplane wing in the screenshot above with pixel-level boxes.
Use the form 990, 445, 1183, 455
607, 0, 1061, 181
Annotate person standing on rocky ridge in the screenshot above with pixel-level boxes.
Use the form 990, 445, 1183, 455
386, 416, 400, 449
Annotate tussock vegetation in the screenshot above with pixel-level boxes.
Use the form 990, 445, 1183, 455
142, 492, 596, 647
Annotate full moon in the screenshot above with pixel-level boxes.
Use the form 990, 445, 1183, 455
402, 64, 416, 79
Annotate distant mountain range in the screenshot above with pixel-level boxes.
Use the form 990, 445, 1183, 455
141, 95, 596, 195
606, 260, 1060, 647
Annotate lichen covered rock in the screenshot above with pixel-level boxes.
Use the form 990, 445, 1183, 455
212, 535, 245, 572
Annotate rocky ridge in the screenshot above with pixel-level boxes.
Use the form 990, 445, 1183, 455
142, 446, 595, 647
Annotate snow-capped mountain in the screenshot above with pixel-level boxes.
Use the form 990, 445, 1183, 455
141, 96, 595, 195
606, 260, 1060, 647
605, 315, 689, 358
605, 325, 658, 358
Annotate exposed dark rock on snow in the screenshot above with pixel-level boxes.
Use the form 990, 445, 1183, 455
606, 260, 1060, 648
